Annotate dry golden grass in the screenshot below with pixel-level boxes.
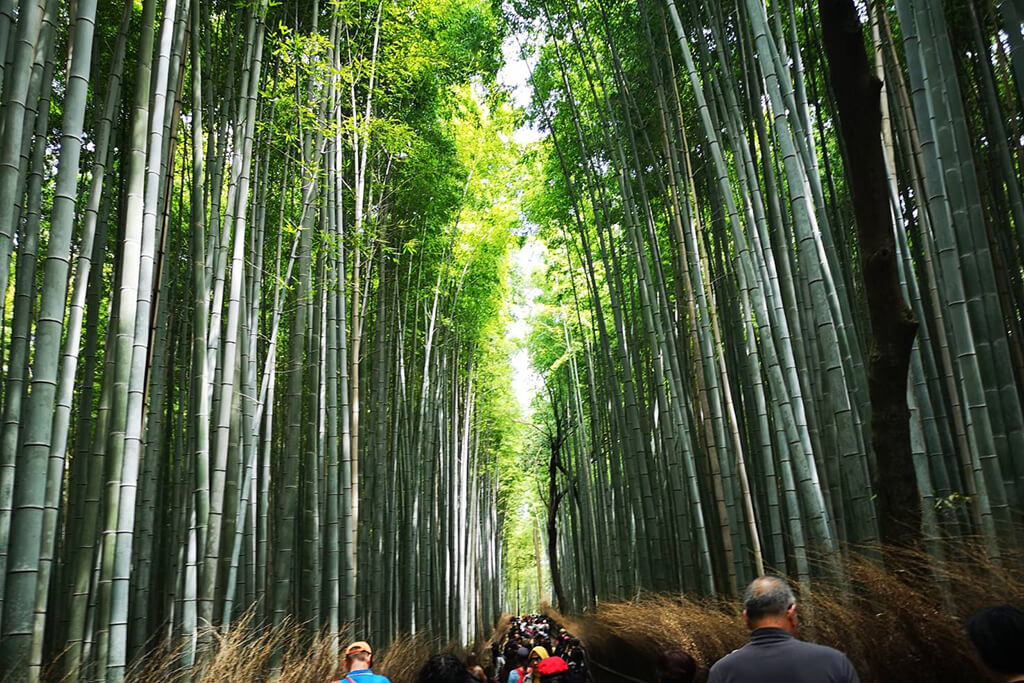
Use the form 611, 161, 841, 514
50, 543, 1020, 683
112, 620, 463, 683
117, 612, 349, 683
793, 543, 1024, 682
374, 632, 452, 683
539, 597, 746, 683
563, 542, 1024, 683
560, 595, 748, 669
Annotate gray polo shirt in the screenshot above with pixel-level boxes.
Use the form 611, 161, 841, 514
707, 627, 860, 683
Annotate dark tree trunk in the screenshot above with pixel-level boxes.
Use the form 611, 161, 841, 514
819, 0, 921, 547
546, 388, 569, 614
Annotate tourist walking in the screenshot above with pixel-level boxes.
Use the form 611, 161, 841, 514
707, 576, 859, 683
524, 645, 549, 683
416, 653, 477, 683
508, 647, 531, 683
335, 641, 392, 683
534, 655, 570, 683
967, 604, 1024, 682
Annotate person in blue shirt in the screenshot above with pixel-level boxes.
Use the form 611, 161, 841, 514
507, 647, 530, 683
335, 640, 392, 683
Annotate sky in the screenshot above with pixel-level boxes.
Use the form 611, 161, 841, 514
508, 238, 545, 412
498, 32, 546, 146
497, 30, 548, 413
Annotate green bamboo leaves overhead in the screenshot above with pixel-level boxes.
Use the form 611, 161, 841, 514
0, 0, 516, 679
517, 0, 1024, 608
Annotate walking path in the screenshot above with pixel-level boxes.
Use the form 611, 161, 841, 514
492, 615, 586, 683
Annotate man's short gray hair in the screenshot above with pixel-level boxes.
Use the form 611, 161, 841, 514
743, 576, 795, 621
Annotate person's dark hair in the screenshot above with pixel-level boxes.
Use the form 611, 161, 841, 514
742, 576, 795, 621
656, 649, 696, 683
416, 653, 475, 683
968, 604, 1024, 676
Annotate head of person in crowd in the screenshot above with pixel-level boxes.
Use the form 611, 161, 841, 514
415, 653, 476, 683
528, 645, 550, 670
517, 647, 530, 666
656, 649, 697, 683
567, 640, 584, 667
742, 575, 797, 634
967, 604, 1024, 682
534, 655, 569, 683
344, 641, 375, 672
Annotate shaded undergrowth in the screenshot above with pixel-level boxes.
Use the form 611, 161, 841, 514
102, 613, 488, 683
558, 543, 1024, 683
44, 543, 1022, 683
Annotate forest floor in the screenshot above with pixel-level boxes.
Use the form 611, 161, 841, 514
104, 547, 1017, 683
490, 545, 1020, 683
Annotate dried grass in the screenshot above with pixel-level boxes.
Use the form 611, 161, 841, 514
794, 543, 1024, 682
54, 543, 1021, 683
566, 542, 1024, 683
374, 632, 451, 683
110, 619, 460, 683
116, 612, 348, 683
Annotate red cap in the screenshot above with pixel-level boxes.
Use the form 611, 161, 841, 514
535, 656, 569, 676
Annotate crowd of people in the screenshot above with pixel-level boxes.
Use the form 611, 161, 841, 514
327, 615, 586, 683
494, 615, 586, 683
329, 576, 1024, 683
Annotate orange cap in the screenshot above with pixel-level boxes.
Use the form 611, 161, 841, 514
345, 641, 373, 656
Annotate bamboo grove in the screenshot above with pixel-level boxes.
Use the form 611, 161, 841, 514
517, 0, 1024, 612
1, 0, 1024, 677
0, 0, 525, 679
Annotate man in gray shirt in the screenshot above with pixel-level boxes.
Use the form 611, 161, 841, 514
707, 576, 860, 683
